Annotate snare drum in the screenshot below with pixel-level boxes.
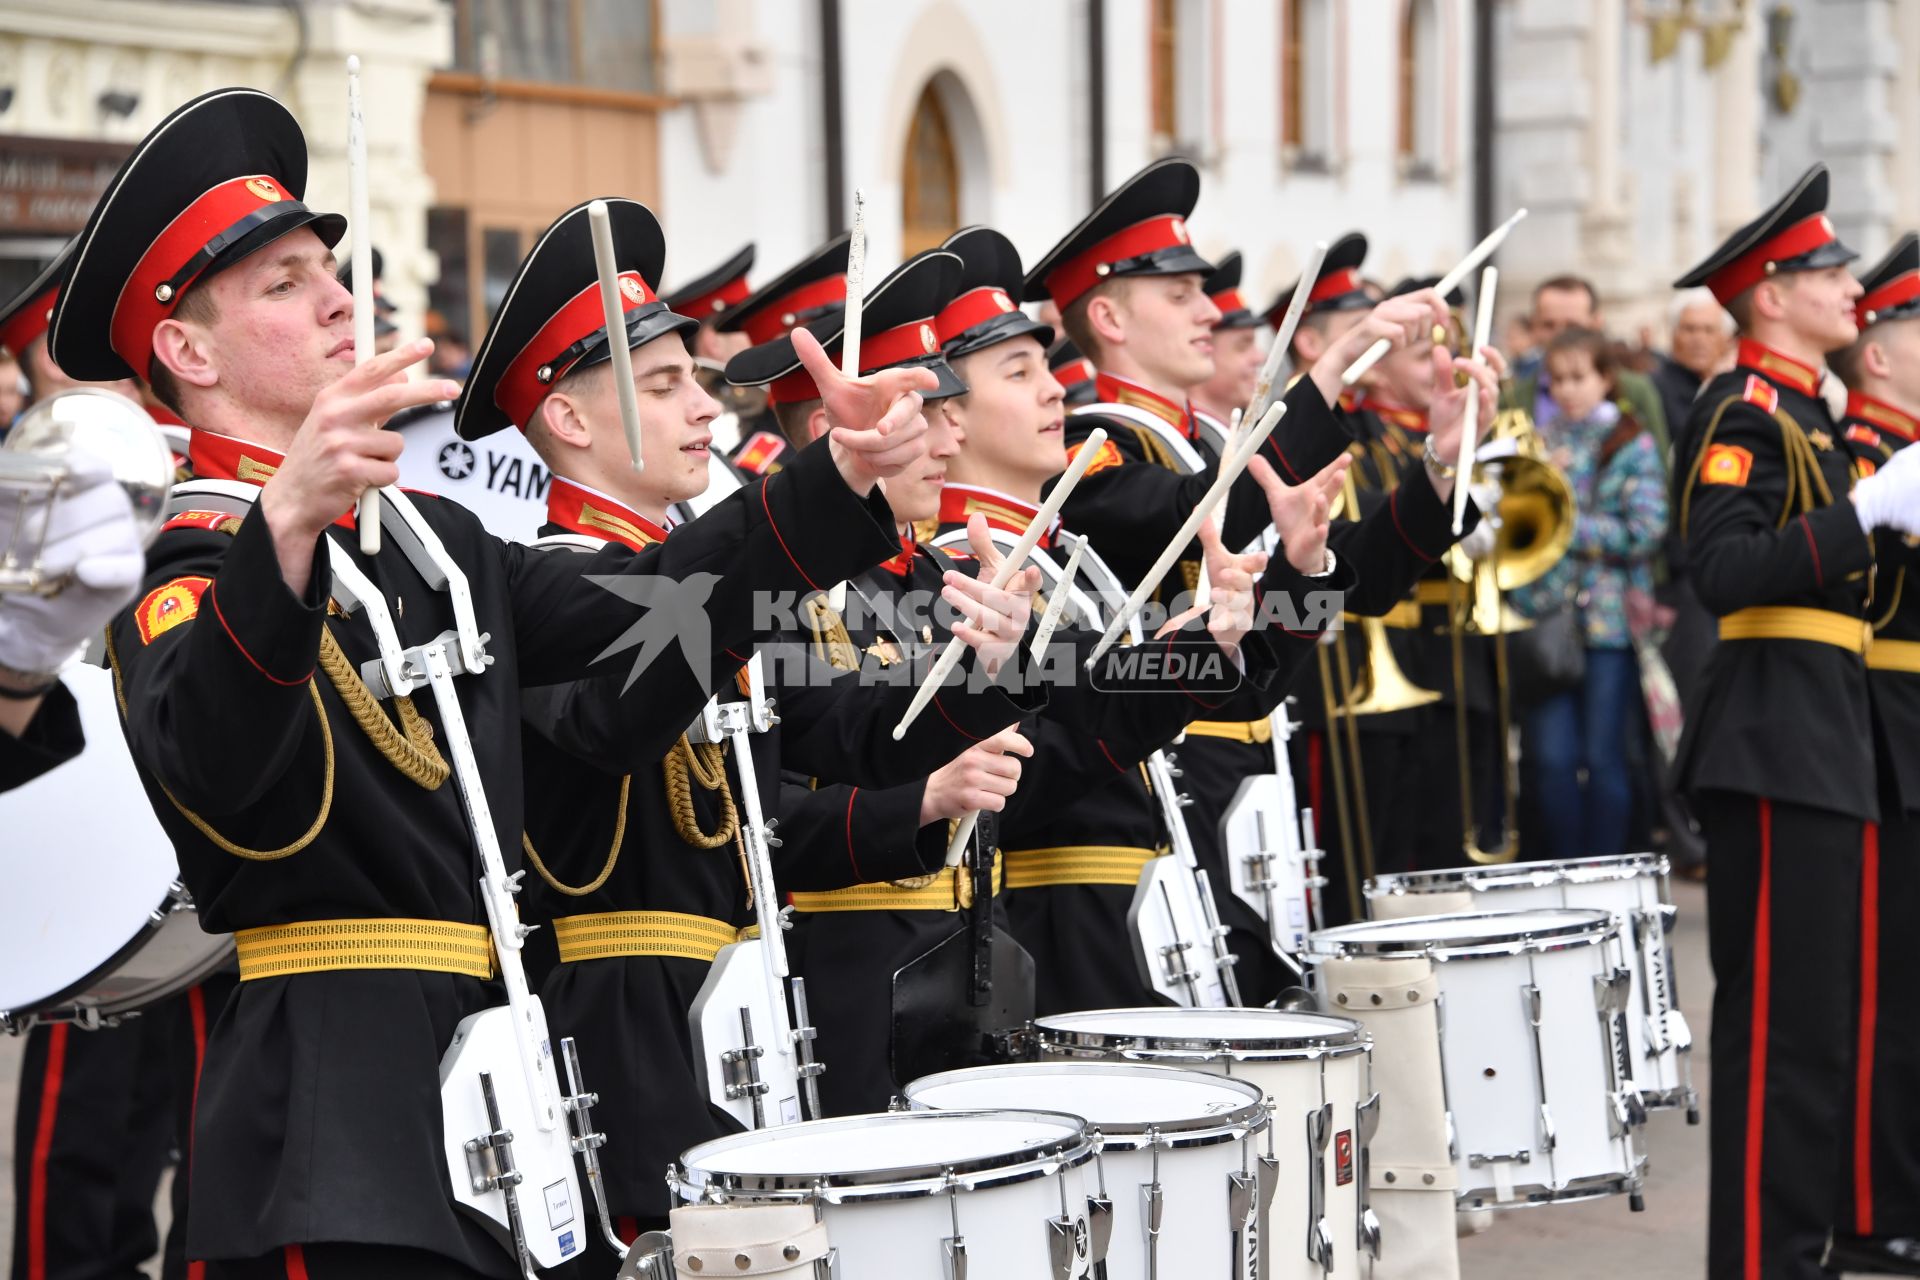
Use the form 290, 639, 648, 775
1307, 909, 1646, 1211
1032, 1006, 1374, 1279
905, 1063, 1267, 1280
671, 1110, 1098, 1279
1367, 855, 1696, 1115
0, 665, 230, 1030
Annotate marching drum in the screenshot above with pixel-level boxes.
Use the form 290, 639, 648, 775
905, 1062, 1269, 1280
1306, 910, 1646, 1212
0, 664, 230, 1030
1032, 1007, 1375, 1280
1367, 855, 1696, 1117
671, 1109, 1099, 1279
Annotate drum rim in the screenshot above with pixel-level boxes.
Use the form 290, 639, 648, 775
1031, 1005, 1370, 1060
1, 898, 231, 1024
904, 1062, 1269, 1148
1304, 907, 1617, 959
671, 1108, 1096, 1202
1366, 853, 1670, 897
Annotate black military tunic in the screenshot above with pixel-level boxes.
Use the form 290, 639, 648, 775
107, 428, 901, 1274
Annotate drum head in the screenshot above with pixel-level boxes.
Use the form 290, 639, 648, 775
1307, 908, 1614, 960
677, 1110, 1090, 1201
906, 1063, 1264, 1142
1034, 1005, 1366, 1060
0, 665, 191, 1017
1370, 854, 1666, 897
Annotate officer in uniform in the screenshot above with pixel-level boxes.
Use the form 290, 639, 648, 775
1668, 163, 1920, 1280
1047, 337, 1097, 407
1824, 230, 1920, 1276
1191, 250, 1265, 427
51, 87, 934, 1279
660, 244, 758, 456
460, 231, 1042, 1241
714, 235, 852, 478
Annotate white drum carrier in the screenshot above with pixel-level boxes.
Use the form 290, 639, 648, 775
1306, 909, 1648, 1212
1031, 1006, 1376, 1280
1367, 854, 1697, 1119
905, 1061, 1269, 1280
671, 1109, 1100, 1279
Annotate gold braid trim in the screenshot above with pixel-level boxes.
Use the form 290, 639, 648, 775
106, 628, 335, 862
1678, 395, 1835, 540
803, 593, 862, 671
315, 626, 449, 791
521, 774, 632, 896
663, 733, 739, 849
1123, 421, 1179, 472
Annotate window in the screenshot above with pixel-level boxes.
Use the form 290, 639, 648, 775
1281, 0, 1305, 148
448, 0, 658, 95
1281, 0, 1332, 167
425, 206, 471, 344
1151, 0, 1179, 143
902, 82, 959, 257
482, 227, 521, 327
1397, 0, 1442, 178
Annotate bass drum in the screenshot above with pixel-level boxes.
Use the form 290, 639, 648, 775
0, 664, 230, 1030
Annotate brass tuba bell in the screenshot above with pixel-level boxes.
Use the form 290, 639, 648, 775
1339, 615, 1442, 715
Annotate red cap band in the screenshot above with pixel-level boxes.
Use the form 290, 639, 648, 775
935, 286, 1021, 345
1043, 215, 1194, 310
742, 274, 847, 344
1858, 271, 1920, 327
111, 174, 297, 377
1053, 357, 1095, 387
1209, 287, 1249, 316
0, 285, 57, 359
1308, 267, 1362, 306
679, 274, 753, 322
765, 315, 940, 406
495, 270, 660, 429
1707, 212, 1840, 305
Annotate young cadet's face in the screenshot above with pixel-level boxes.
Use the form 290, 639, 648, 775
943, 336, 1068, 492
1879, 318, 1920, 407
1777, 265, 1864, 354
1116, 274, 1221, 390
1196, 325, 1263, 412
1371, 331, 1438, 409
197, 227, 355, 425
879, 400, 950, 523
576, 332, 721, 505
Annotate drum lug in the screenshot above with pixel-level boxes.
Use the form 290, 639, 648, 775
1086, 1194, 1114, 1265
1305, 1102, 1335, 1272
1538, 1103, 1557, 1154
1254, 1146, 1280, 1280
1140, 1128, 1166, 1280
1592, 969, 1632, 1015
719, 1007, 771, 1128
942, 1175, 968, 1280
1227, 1168, 1257, 1226
1355, 1091, 1382, 1259
789, 976, 826, 1122
1044, 1213, 1084, 1280
615, 1230, 675, 1279
1360, 1207, 1383, 1261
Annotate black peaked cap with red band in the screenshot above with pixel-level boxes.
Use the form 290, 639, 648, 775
1021, 157, 1212, 309
714, 234, 850, 343
1389, 274, 1467, 308
1048, 337, 1097, 405
1203, 251, 1262, 330
1674, 163, 1857, 304
936, 226, 1052, 360
1855, 232, 1920, 329
0, 239, 74, 361
724, 249, 965, 405
662, 243, 755, 323
454, 198, 696, 441
1266, 231, 1370, 324
49, 88, 346, 383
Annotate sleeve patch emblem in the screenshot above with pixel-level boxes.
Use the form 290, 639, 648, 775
1856, 457, 1879, 479
1066, 438, 1124, 477
1846, 424, 1883, 449
135, 576, 213, 644
733, 431, 789, 476
1700, 443, 1754, 487
160, 510, 239, 535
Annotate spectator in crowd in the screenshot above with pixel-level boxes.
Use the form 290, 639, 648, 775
1651, 287, 1736, 445
428, 333, 471, 381
1504, 275, 1671, 466
0, 352, 25, 429
1512, 327, 1669, 858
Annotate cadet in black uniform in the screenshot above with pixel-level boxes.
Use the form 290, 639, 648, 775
461, 232, 1042, 1242
1668, 165, 1920, 1280
714, 236, 852, 479
1191, 250, 1265, 428
1825, 231, 1920, 1276
1047, 337, 1097, 407
50, 89, 936, 1280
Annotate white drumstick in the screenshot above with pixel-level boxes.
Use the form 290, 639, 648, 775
1194, 409, 1241, 612
587, 200, 646, 473
1452, 265, 1499, 535
1247, 240, 1328, 423
1341, 208, 1528, 387
842, 188, 866, 378
890, 427, 1109, 741
1085, 400, 1287, 666
347, 57, 381, 555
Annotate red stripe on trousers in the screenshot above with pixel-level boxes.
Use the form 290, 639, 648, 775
1855, 822, 1881, 1236
616, 1216, 641, 1245
1744, 798, 1775, 1280
187, 984, 210, 1280
283, 1244, 309, 1280
27, 1023, 70, 1280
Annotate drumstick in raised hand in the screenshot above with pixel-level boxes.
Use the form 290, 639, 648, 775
1341, 208, 1527, 387
346, 57, 381, 554
587, 200, 646, 473
1246, 240, 1328, 423
1452, 265, 1499, 535
841, 189, 866, 378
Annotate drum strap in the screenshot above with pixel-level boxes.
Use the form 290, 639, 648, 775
551, 909, 743, 964
234, 917, 494, 981
1184, 717, 1273, 744
789, 853, 1004, 913
1002, 844, 1161, 890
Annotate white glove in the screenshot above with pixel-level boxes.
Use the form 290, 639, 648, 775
1457, 518, 1497, 561
1852, 442, 1920, 536
0, 447, 146, 678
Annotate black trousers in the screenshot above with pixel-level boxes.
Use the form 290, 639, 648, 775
1697, 790, 1864, 1280
204, 1244, 496, 1280
1835, 809, 1920, 1244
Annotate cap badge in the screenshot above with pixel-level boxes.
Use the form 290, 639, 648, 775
920, 323, 938, 353
1820, 215, 1835, 237
1172, 218, 1189, 244
244, 178, 282, 202
619, 277, 646, 304
991, 290, 1014, 312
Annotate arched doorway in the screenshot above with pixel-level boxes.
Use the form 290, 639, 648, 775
902, 79, 960, 256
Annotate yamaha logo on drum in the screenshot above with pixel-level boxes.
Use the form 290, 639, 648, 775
438, 440, 477, 481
